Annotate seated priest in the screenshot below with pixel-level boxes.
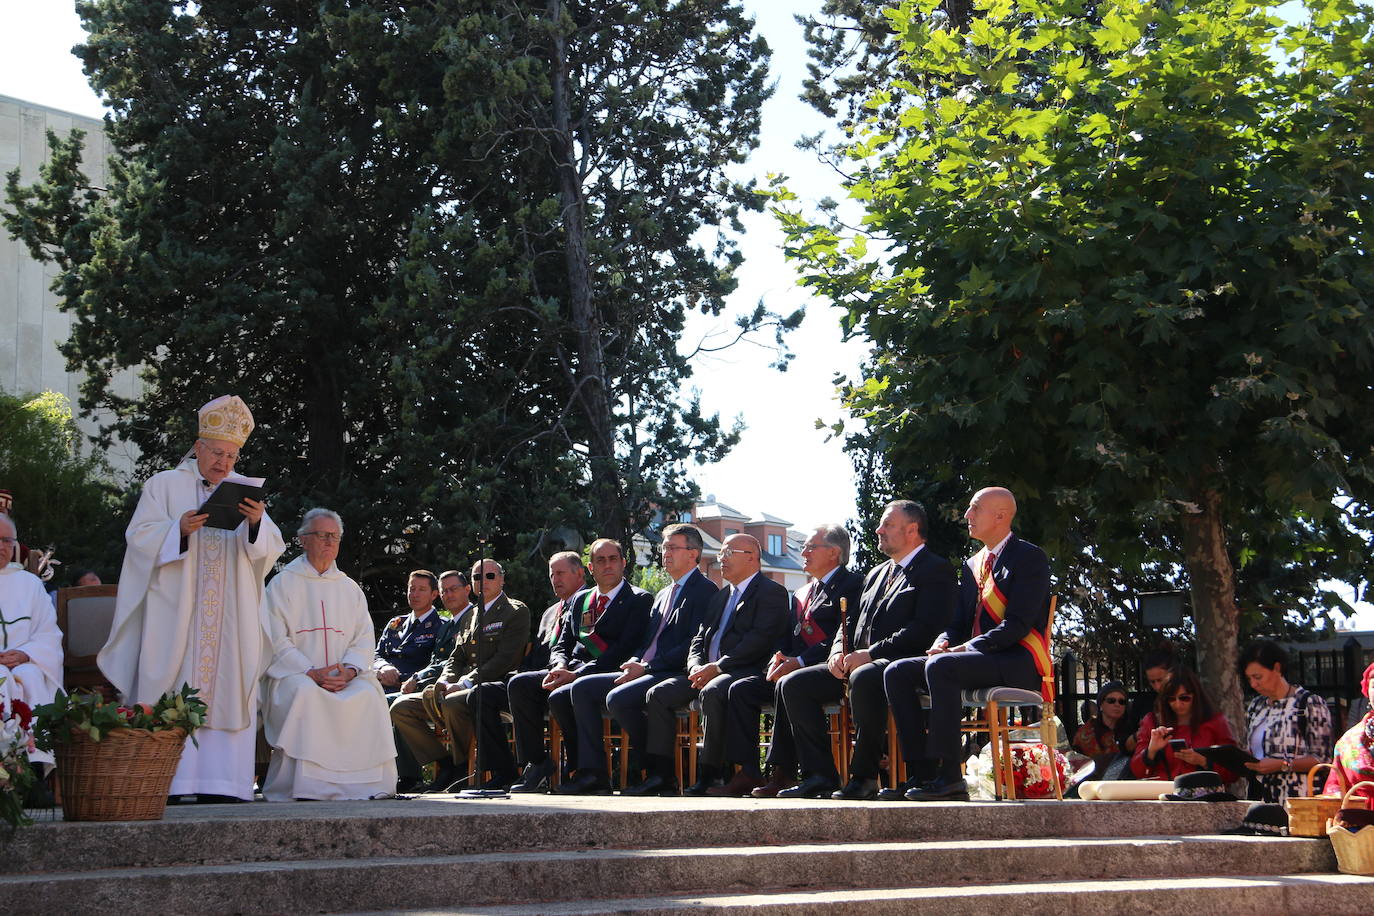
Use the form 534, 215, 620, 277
261, 509, 396, 801
0, 513, 64, 768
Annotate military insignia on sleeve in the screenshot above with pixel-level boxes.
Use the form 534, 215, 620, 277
388, 617, 403, 630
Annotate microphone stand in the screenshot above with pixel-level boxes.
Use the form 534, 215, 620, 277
459, 533, 509, 798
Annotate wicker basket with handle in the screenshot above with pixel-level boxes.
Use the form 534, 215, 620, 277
1286, 762, 1345, 837
57, 726, 187, 821
1327, 780, 1374, 876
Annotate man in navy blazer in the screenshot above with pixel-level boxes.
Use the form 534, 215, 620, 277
604, 522, 718, 795
633, 532, 791, 795
774, 500, 957, 800
507, 537, 651, 794
708, 524, 861, 797
887, 486, 1053, 801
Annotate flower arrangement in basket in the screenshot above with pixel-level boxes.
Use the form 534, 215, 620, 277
34, 685, 208, 821
1009, 742, 1069, 799
0, 678, 38, 829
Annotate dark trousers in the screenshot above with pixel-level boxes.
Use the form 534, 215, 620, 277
779, 660, 891, 781
723, 674, 776, 773
567, 671, 622, 773
466, 681, 516, 778
507, 669, 579, 769
885, 649, 1039, 775
605, 671, 677, 770
638, 674, 698, 760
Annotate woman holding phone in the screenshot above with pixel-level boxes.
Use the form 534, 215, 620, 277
1130, 668, 1241, 784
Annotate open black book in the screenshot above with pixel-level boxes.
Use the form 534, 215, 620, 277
1194, 744, 1259, 772
196, 476, 267, 530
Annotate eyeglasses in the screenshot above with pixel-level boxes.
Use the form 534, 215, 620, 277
719, 549, 756, 559
0, 537, 15, 546
301, 532, 342, 543
662, 544, 692, 553
473, 571, 499, 580
1101, 697, 1127, 705
800, 543, 832, 553
201, 445, 241, 462
1170, 694, 1194, 703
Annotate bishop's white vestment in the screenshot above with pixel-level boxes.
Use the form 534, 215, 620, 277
0, 565, 63, 766
98, 458, 284, 799
261, 556, 396, 800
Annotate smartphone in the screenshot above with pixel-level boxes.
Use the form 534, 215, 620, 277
1168, 738, 1186, 751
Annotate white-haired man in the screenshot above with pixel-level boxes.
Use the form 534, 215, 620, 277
0, 514, 63, 767
100, 395, 285, 802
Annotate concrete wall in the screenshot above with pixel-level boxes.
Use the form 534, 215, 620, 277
0, 94, 139, 475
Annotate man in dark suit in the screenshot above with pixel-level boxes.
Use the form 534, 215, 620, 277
774, 500, 956, 800
708, 524, 861, 797
390, 559, 529, 792
508, 538, 652, 794
605, 523, 719, 795
887, 486, 1053, 801
465, 551, 586, 789
633, 533, 790, 796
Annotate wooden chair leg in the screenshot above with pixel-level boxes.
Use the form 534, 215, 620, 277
1042, 702, 1063, 800
688, 708, 700, 787
549, 718, 563, 787
839, 700, 852, 784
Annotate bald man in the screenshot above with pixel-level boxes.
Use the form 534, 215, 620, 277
631, 533, 790, 796
884, 487, 1053, 801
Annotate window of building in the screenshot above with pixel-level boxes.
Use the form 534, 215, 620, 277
767, 533, 782, 556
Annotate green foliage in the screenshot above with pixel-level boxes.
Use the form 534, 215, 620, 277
631, 562, 671, 595
0, 390, 124, 581
777, 0, 1374, 702
3, 0, 781, 615
34, 684, 208, 750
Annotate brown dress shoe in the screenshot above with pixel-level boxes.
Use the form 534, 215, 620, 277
706, 770, 766, 797
750, 773, 794, 798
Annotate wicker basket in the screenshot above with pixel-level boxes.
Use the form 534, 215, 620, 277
57, 727, 188, 821
1287, 763, 1346, 838
1327, 781, 1374, 876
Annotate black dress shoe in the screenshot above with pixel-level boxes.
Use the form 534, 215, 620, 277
877, 777, 923, 801
831, 778, 879, 800
777, 774, 840, 799
395, 776, 423, 794
623, 773, 678, 796
193, 793, 247, 804
509, 758, 555, 794
906, 776, 970, 801
555, 771, 612, 795
481, 771, 518, 791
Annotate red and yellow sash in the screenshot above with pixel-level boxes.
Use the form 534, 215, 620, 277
975, 548, 1055, 701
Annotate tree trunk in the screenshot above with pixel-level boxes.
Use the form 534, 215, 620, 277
547, 0, 624, 543
1178, 479, 1245, 738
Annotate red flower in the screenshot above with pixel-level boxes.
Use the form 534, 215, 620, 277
11, 699, 32, 731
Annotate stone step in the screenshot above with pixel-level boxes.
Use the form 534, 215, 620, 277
3, 796, 1257, 874
0, 835, 1339, 916
341, 874, 1374, 916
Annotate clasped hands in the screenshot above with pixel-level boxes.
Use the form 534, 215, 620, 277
766, 652, 800, 682
307, 665, 354, 692
0, 649, 30, 668
826, 648, 873, 680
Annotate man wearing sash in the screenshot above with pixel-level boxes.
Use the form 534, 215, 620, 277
0, 515, 63, 768
774, 500, 956, 799
888, 486, 1053, 801
508, 538, 651, 794
260, 509, 396, 800
99, 395, 284, 802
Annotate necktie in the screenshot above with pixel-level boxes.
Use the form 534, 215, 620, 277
973, 551, 996, 637
708, 585, 742, 662
641, 584, 677, 664
590, 593, 609, 625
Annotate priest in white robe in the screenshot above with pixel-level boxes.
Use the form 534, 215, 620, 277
261, 508, 396, 800
0, 514, 64, 767
98, 395, 285, 801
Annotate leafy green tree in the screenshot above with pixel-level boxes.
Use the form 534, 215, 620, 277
0, 390, 124, 581
774, 0, 1374, 724
5, 0, 781, 613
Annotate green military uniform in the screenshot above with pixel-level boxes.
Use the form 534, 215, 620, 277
390, 593, 530, 774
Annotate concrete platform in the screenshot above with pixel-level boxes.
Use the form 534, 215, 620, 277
1, 794, 1365, 915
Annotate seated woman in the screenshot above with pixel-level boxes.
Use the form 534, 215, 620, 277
1326, 662, 1374, 803
1130, 667, 1240, 784
1239, 639, 1333, 803
1072, 680, 1135, 775
261, 509, 396, 801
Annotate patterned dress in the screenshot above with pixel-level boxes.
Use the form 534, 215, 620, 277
1244, 687, 1334, 803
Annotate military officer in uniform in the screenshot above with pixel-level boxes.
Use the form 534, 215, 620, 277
373, 570, 445, 695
